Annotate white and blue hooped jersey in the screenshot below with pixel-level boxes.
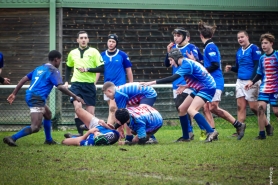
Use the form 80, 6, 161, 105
101, 49, 132, 86
25, 63, 63, 106
236, 44, 261, 80
171, 43, 200, 90
127, 105, 163, 139
114, 82, 157, 108
257, 51, 278, 94
176, 58, 216, 91
203, 42, 224, 91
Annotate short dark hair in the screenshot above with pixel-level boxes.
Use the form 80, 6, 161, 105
198, 21, 216, 39
237, 30, 249, 37
102, 81, 115, 91
260, 33, 275, 43
77, 31, 88, 38
48, 50, 61, 61
115, 108, 130, 125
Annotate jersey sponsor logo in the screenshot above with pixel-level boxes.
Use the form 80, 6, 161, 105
256, 51, 261, 55
37, 70, 44, 76
208, 52, 216, 56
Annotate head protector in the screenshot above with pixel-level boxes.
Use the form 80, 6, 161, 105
114, 108, 130, 129
168, 48, 183, 66
172, 27, 188, 45
108, 34, 119, 49
94, 134, 109, 146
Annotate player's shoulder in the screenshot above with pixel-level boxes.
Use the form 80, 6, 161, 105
250, 44, 260, 51
88, 47, 101, 53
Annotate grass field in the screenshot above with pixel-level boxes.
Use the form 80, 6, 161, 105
0, 121, 277, 185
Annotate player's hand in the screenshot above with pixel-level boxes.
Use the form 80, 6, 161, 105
7, 94, 15, 105
76, 67, 87, 73
140, 81, 155, 86
244, 80, 253, 90
186, 51, 196, 61
176, 84, 188, 94
3, 78, 10, 85
167, 42, 175, 53
64, 82, 69, 88
225, 65, 232, 72
117, 125, 125, 140
75, 96, 85, 104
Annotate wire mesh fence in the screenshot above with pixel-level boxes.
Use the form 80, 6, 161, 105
0, 84, 274, 131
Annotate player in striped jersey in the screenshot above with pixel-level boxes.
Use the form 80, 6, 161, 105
113, 105, 163, 145
142, 48, 220, 142
103, 82, 158, 143
245, 33, 277, 139
164, 28, 200, 142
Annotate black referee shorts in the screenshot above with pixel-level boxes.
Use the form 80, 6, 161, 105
70, 82, 96, 106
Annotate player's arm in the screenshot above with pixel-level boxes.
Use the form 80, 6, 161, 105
56, 84, 85, 104
0, 76, 10, 85
164, 53, 171, 67
7, 75, 29, 104
250, 46, 261, 80
206, 62, 219, 73
125, 67, 133, 82
134, 121, 147, 145
230, 55, 239, 73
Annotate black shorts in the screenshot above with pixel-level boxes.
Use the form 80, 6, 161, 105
70, 82, 96, 106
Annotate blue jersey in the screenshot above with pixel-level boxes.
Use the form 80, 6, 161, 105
25, 63, 63, 107
171, 43, 199, 90
236, 44, 261, 80
203, 42, 224, 90
127, 105, 163, 139
257, 51, 278, 94
101, 49, 132, 86
114, 82, 157, 108
0, 52, 3, 68
176, 58, 216, 91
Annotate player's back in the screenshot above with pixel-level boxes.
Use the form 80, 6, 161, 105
178, 58, 216, 90
117, 82, 157, 99
26, 63, 62, 101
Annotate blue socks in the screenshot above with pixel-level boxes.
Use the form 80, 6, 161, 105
11, 126, 32, 141
194, 113, 214, 133
43, 119, 52, 142
187, 115, 193, 133
179, 115, 189, 139
125, 135, 133, 142
259, 131, 266, 138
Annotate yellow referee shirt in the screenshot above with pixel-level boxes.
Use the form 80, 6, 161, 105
67, 47, 104, 83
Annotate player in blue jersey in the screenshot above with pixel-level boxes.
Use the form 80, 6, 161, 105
3, 50, 85, 147
195, 21, 246, 140
102, 82, 158, 143
112, 105, 163, 145
245, 33, 277, 139
0, 52, 10, 84
142, 48, 220, 142
225, 31, 272, 136
164, 28, 200, 142
0, 52, 4, 74
100, 34, 134, 141
62, 101, 120, 146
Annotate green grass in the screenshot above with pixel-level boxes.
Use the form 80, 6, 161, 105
0, 123, 277, 185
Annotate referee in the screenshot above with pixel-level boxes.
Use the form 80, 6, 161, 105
65, 31, 104, 136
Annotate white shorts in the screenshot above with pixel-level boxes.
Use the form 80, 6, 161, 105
211, 89, 222, 102
236, 79, 260, 101
30, 107, 45, 114
173, 88, 193, 99
89, 118, 100, 129
103, 94, 110, 101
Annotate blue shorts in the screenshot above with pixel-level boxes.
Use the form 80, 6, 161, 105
140, 97, 156, 106
191, 88, 216, 103
25, 94, 45, 107
146, 125, 162, 135
70, 82, 96, 106
258, 92, 278, 107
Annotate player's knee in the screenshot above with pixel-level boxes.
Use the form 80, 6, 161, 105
31, 125, 41, 133
109, 106, 117, 113
257, 105, 265, 116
